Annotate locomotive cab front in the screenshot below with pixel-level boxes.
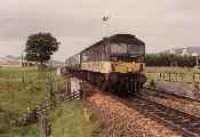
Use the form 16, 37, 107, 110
110, 55, 145, 74
109, 41, 145, 74
108, 40, 146, 95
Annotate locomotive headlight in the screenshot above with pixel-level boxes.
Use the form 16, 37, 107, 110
128, 67, 133, 72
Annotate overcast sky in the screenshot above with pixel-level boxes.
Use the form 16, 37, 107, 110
0, 0, 200, 61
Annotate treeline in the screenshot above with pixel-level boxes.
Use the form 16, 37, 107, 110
145, 54, 198, 67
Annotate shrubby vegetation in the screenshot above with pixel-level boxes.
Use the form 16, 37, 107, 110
145, 54, 197, 67
48, 101, 99, 137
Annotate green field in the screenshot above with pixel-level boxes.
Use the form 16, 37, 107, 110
0, 67, 52, 136
0, 67, 99, 137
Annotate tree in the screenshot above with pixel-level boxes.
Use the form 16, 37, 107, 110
25, 32, 60, 68
145, 53, 196, 67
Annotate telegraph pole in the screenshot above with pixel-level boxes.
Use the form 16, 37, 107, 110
102, 15, 111, 37
21, 44, 25, 85
192, 53, 199, 68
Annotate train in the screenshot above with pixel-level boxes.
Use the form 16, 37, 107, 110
64, 34, 146, 97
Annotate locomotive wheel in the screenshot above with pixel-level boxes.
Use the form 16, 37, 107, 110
117, 80, 128, 97
97, 74, 105, 89
101, 79, 109, 92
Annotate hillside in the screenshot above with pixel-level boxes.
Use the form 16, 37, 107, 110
0, 56, 21, 65
0, 55, 64, 67
161, 46, 200, 56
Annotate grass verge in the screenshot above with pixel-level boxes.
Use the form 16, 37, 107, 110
48, 101, 100, 137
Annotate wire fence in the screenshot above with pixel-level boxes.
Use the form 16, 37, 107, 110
146, 72, 200, 84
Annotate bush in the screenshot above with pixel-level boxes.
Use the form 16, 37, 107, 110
145, 53, 196, 67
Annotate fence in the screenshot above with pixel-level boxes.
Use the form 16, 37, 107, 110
146, 72, 200, 84
16, 91, 80, 126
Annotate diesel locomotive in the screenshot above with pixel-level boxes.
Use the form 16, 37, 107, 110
64, 34, 146, 96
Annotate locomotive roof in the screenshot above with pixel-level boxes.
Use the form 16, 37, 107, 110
82, 34, 145, 53
108, 34, 145, 45
66, 34, 145, 61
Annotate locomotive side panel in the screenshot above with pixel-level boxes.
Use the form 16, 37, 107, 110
81, 41, 112, 73
81, 61, 112, 73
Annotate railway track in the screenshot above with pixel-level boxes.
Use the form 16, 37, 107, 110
127, 96, 200, 137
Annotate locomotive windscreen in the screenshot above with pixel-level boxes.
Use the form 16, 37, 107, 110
110, 43, 145, 57
127, 44, 145, 56
110, 43, 127, 54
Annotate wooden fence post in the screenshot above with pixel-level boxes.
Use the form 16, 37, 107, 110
193, 73, 196, 81
41, 116, 51, 137
198, 73, 200, 81
180, 73, 184, 81
163, 73, 165, 80
168, 72, 171, 81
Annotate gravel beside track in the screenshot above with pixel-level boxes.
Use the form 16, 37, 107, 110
140, 88, 200, 118
155, 81, 200, 101
86, 90, 182, 136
